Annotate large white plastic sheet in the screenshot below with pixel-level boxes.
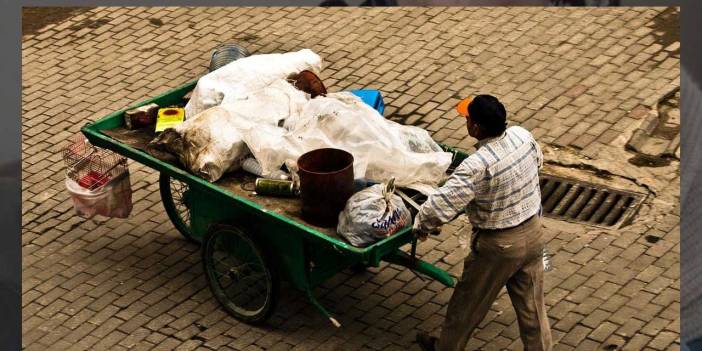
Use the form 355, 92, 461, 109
160, 49, 452, 189
241, 92, 452, 189
185, 49, 322, 118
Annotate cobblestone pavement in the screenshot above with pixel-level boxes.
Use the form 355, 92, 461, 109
22, 6, 680, 351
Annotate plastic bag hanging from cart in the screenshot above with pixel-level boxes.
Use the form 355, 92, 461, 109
63, 133, 133, 218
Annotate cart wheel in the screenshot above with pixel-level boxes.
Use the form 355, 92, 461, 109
202, 225, 279, 324
159, 173, 196, 242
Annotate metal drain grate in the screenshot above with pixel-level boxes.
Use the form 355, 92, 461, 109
539, 174, 647, 228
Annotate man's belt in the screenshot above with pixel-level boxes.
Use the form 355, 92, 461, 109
474, 214, 537, 233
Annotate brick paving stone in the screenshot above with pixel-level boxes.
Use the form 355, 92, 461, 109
22, 6, 679, 351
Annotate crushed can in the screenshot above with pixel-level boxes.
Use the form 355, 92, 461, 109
255, 178, 299, 197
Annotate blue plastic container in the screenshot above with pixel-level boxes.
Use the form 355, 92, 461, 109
351, 89, 385, 116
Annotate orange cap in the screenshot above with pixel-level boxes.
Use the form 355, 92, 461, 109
456, 97, 472, 118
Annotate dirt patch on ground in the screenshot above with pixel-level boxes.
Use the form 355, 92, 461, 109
22, 7, 93, 36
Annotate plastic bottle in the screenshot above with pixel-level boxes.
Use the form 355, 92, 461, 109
242, 157, 289, 180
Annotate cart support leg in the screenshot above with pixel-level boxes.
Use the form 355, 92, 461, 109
410, 237, 418, 258
383, 249, 456, 288
304, 288, 341, 328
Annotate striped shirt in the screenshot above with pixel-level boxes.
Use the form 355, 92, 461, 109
415, 126, 543, 232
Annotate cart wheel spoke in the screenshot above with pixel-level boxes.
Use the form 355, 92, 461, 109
235, 273, 267, 284
160, 173, 197, 243
203, 226, 278, 323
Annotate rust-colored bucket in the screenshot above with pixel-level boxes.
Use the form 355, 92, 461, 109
297, 148, 354, 227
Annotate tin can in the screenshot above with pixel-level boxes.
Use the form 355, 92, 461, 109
209, 43, 250, 72
543, 247, 553, 272
255, 178, 298, 197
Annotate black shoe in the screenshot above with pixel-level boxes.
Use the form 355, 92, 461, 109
416, 333, 438, 351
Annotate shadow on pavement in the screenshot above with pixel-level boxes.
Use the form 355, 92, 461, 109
22, 7, 93, 36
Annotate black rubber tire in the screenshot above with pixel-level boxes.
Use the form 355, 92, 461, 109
159, 173, 197, 243
202, 225, 279, 324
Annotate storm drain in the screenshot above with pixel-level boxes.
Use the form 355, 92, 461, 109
539, 174, 647, 228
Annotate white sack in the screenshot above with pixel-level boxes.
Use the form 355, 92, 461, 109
152, 80, 309, 182
150, 106, 251, 182
337, 181, 411, 247
159, 49, 450, 189
177, 106, 251, 181
185, 49, 322, 118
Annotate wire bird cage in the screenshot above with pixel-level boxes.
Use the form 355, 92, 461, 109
63, 133, 133, 218
63, 133, 128, 190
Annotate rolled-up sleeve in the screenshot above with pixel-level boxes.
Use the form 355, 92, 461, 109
415, 158, 484, 233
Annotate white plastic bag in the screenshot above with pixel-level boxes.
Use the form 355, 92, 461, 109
337, 180, 411, 247
66, 172, 133, 218
185, 49, 322, 118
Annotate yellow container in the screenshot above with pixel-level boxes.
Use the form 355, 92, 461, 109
155, 107, 185, 132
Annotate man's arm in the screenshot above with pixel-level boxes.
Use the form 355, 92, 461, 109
414, 158, 483, 234
533, 139, 543, 170
529, 134, 544, 217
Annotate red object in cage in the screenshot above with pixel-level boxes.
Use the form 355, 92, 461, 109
78, 171, 111, 189
63, 133, 128, 190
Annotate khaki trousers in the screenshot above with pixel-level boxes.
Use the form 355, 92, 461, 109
437, 215, 553, 351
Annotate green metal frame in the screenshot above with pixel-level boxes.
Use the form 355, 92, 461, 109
81, 79, 468, 325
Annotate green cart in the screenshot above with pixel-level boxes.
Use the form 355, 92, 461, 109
81, 81, 467, 326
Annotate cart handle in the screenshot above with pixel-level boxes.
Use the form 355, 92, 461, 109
383, 249, 455, 287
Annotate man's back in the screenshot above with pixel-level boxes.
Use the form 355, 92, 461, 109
463, 126, 543, 229
414, 126, 543, 233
